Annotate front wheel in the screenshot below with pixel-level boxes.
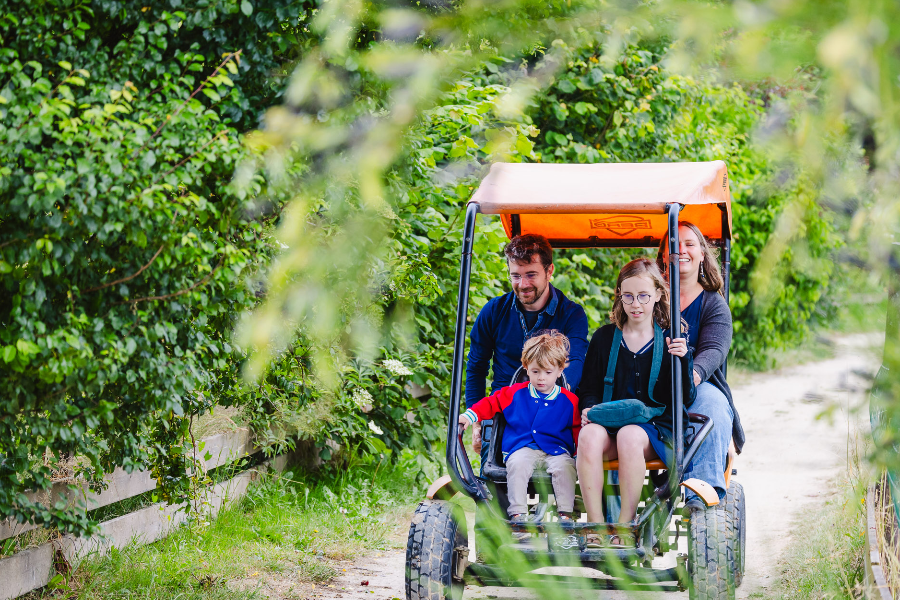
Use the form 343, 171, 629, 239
405, 500, 468, 600
687, 506, 736, 600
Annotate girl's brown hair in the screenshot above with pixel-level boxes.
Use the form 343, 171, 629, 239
655, 221, 724, 294
610, 258, 670, 329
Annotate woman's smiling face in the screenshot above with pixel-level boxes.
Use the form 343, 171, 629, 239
675, 225, 704, 278
662, 225, 705, 279
618, 274, 661, 325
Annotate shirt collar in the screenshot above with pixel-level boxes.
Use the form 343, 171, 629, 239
529, 383, 561, 400
544, 285, 559, 316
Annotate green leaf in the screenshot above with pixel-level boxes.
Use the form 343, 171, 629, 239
141, 151, 157, 170
2, 346, 15, 363
241, 0, 253, 16
16, 339, 40, 356
449, 140, 467, 158
557, 79, 576, 94
58, 61, 72, 71
0, 260, 11, 273
515, 135, 534, 156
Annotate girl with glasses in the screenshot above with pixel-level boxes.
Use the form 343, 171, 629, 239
575, 258, 696, 547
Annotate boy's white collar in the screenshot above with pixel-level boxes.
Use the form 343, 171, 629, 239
528, 383, 560, 400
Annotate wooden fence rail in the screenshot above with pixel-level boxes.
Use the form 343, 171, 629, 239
0, 428, 296, 600
0, 429, 255, 543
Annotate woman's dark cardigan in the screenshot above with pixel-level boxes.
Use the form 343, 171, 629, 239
693, 290, 745, 453
577, 324, 696, 445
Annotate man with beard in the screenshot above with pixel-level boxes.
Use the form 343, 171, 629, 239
466, 234, 589, 464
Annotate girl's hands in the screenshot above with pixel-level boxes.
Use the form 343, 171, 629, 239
666, 337, 688, 357
581, 407, 591, 426
458, 416, 470, 432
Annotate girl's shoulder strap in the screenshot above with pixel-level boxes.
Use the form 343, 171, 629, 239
646, 322, 664, 406
601, 326, 623, 404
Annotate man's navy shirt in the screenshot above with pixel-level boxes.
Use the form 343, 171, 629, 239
465, 285, 589, 408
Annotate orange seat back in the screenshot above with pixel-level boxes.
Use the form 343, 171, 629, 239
603, 459, 667, 471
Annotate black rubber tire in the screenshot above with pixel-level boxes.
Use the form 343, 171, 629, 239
687, 506, 736, 600
405, 500, 467, 600
723, 480, 746, 587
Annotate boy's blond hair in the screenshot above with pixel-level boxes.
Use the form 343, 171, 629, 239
521, 330, 570, 370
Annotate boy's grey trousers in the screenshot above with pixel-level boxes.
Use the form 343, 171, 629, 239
505, 447, 576, 516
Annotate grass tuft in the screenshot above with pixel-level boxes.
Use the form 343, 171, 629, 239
763, 477, 867, 600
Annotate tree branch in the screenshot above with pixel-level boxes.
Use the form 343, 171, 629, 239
0, 234, 34, 250
81, 244, 165, 294
115, 256, 224, 306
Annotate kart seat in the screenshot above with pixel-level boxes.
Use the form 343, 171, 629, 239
481, 414, 669, 481
480, 368, 677, 481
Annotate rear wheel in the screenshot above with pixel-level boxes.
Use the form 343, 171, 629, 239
724, 481, 746, 587
406, 500, 468, 600
687, 506, 736, 600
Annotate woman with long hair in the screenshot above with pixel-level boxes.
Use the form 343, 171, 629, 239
657, 222, 744, 514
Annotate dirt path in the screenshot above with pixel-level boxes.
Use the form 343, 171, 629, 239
312, 333, 881, 600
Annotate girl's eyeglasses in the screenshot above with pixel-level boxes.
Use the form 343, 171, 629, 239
621, 292, 652, 305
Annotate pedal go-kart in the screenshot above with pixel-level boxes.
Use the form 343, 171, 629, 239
405, 161, 746, 599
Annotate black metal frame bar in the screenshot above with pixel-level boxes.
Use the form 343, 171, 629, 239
720, 206, 730, 376
666, 203, 684, 497
446, 203, 490, 501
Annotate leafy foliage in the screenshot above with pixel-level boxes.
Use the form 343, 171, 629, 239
0, 0, 311, 533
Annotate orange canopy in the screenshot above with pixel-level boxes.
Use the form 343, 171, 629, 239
468, 161, 732, 248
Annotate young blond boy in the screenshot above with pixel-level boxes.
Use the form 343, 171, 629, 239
459, 331, 580, 522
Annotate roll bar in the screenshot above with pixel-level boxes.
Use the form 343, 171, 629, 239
666, 204, 684, 497
446, 203, 490, 501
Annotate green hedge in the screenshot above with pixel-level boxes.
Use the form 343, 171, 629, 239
0, 0, 312, 534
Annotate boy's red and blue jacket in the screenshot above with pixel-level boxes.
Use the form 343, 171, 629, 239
462, 382, 581, 458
